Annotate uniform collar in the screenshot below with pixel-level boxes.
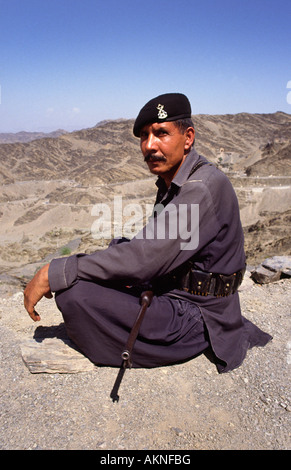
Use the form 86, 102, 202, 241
155, 147, 200, 192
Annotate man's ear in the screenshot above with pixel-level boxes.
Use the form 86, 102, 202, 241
184, 127, 195, 151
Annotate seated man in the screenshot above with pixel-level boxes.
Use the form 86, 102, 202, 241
24, 93, 272, 373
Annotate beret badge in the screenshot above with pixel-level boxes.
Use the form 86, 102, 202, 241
157, 104, 168, 119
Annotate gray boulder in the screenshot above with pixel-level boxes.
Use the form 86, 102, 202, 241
251, 256, 291, 284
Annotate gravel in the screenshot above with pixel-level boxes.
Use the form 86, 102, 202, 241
0, 271, 290, 451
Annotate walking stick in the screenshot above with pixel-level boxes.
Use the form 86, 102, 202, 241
110, 290, 153, 402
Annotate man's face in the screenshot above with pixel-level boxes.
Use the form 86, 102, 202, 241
140, 121, 194, 185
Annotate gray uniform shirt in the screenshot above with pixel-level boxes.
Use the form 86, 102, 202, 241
49, 148, 271, 372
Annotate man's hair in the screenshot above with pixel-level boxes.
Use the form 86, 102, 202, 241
173, 118, 194, 134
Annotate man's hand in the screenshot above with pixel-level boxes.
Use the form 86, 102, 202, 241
23, 263, 53, 321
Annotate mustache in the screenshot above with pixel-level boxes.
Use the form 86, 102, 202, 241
144, 154, 167, 163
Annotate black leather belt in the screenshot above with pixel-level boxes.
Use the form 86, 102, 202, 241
177, 267, 245, 297
153, 265, 245, 297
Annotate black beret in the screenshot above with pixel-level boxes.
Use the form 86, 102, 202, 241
133, 93, 192, 137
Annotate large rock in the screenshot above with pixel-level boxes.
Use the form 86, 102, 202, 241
20, 338, 96, 374
261, 256, 291, 275
251, 256, 291, 284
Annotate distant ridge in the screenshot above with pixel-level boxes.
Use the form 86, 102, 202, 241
0, 129, 68, 144
0, 112, 290, 186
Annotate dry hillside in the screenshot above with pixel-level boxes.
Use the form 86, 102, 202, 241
0, 112, 290, 291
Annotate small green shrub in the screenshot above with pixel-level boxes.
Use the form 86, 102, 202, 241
60, 246, 71, 256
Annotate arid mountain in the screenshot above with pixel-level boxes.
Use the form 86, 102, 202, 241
0, 129, 67, 144
0, 120, 147, 185
193, 112, 291, 166
0, 112, 290, 288
245, 140, 291, 176
0, 112, 291, 183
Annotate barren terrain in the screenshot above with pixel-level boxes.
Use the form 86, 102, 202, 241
1, 113, 291, 290
0, 112, 290, 451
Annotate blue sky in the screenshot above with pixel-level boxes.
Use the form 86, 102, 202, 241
0, 0, 290, 132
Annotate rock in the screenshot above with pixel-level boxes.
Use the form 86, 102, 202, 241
251, 265, 281, 284
251, 255, 291, 284
262, 256, 291, 276
20, 338, 96, 374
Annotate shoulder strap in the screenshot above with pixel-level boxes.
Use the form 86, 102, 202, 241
188, 160, 210, 179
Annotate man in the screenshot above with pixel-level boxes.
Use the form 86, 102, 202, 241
24, 93, 272, 372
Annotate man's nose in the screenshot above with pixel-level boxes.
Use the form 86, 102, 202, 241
144, 133, 158, 152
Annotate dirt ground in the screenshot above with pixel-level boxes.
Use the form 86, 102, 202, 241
0, 270, 290, 451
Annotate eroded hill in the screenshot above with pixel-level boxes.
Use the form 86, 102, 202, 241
0, 112, 290, 289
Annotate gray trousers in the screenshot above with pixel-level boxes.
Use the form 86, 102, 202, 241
55, 280, 210, 368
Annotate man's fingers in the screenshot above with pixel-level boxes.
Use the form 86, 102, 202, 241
23, 294, 40, 321
23, 264, 51, 322
23, 286, 40, 321
31, 309, 41, 322
24, 295, 41, 321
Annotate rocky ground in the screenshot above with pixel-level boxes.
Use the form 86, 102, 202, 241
0, 270, 290, 451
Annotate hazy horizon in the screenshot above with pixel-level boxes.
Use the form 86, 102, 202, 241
1, 0, 291, 133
